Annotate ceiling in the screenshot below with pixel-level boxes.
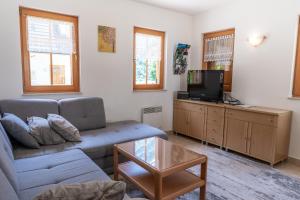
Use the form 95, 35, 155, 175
132, 0, 236, 15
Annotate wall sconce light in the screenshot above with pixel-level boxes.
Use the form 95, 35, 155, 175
248, 33, 267, 47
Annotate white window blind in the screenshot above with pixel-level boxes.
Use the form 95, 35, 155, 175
27, 16, 75, 54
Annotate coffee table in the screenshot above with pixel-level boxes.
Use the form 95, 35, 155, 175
113, 137, 207, 200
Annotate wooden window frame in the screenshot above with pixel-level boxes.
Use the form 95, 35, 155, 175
293, 17, 300, 97
133, 27, 165, 91
202, 28, 235, 92
19, 7, 80, 94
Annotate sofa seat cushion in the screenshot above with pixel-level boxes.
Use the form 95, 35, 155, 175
14, 149, 87, 173
13, 121, 167, 160
58, 97, 106, 131
77, 121, 168, 159
15, 149, 111, 200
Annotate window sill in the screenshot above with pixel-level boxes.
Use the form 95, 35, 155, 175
288, 96, 300, 100
133, 89, 168, 93
22, 92, 83, 96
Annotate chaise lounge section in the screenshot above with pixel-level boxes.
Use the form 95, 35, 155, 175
0, 97, 167, 200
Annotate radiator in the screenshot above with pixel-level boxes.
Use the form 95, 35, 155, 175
141, 106, 163, 129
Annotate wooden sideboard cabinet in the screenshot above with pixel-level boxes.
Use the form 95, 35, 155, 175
173, 101, 206, 141
224, 108, 292, 165
173, 99, 292, 165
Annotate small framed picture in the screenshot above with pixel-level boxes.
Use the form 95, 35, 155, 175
98, 26, 116, 53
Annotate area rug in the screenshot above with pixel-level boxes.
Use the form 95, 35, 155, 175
126, 146, 300, 200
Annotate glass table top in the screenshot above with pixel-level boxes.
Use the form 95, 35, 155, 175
116, 137, 206, 171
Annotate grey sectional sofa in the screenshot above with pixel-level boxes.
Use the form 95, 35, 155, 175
0, 97, 167, 200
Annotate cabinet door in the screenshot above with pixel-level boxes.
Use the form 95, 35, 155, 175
248, 123, 274, 162
173, 108, 189, 135
225, 117, 248, 154
189, 111, 205, 140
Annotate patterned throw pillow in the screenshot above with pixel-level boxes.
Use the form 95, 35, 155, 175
28, 116, 65, 145
0, 113, 40, 149
48, 114, 81, 142
33, 181, 126, 200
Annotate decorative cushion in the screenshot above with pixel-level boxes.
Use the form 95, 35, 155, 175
1, 113, 40, 149
0, 169, 19, 200
48, 114, 81, 142
58, 97, 106, 131
28, 117, 65, 145
33, 181, 126, 200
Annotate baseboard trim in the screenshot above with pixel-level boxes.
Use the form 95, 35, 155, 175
288, 157, 300, 167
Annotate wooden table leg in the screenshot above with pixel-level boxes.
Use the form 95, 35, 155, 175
200, 157, 208, 200
154, 173, 162, 200
113, 146, 119, 181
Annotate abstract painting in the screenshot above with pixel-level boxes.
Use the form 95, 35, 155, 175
98, 26, 116, 53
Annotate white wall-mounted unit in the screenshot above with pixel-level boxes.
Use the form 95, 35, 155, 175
141, 106, 163, 129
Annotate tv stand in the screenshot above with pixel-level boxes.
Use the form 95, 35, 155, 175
173, 99, 292, 166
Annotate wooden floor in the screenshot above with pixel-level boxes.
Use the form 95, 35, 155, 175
168, 132, 300, 179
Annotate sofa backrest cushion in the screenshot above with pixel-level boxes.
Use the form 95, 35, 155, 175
0, 169, 19, 200
58, 97, 106, 131
0, 134, 19, 192
0, 122, 14, 160
0, 118, 12, 149
0, 99, 59, 122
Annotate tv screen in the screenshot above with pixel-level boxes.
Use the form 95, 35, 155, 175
188, 70, 224, 102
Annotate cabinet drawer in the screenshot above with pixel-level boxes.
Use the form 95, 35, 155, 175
207, 106, 225, 118
207, 118, 223, 128
206, 127, 223, 146
174, 101, 205, 113
206, 122, 223, 136
226, 109, 277, 127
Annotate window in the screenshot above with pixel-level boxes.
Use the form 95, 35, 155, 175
133, 27, 165, 90
293, 17, 300, 97
203, 28, 235, 92
20, 7, 79, 93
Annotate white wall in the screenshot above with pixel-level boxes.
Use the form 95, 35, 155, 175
192, 0, 300, 159
0, 0, 193, 131
1, 0, 300, 159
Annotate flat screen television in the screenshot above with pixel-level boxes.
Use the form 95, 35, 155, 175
188, 70, 224, 102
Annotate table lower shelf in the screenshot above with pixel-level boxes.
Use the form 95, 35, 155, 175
118, 161, 205, 200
